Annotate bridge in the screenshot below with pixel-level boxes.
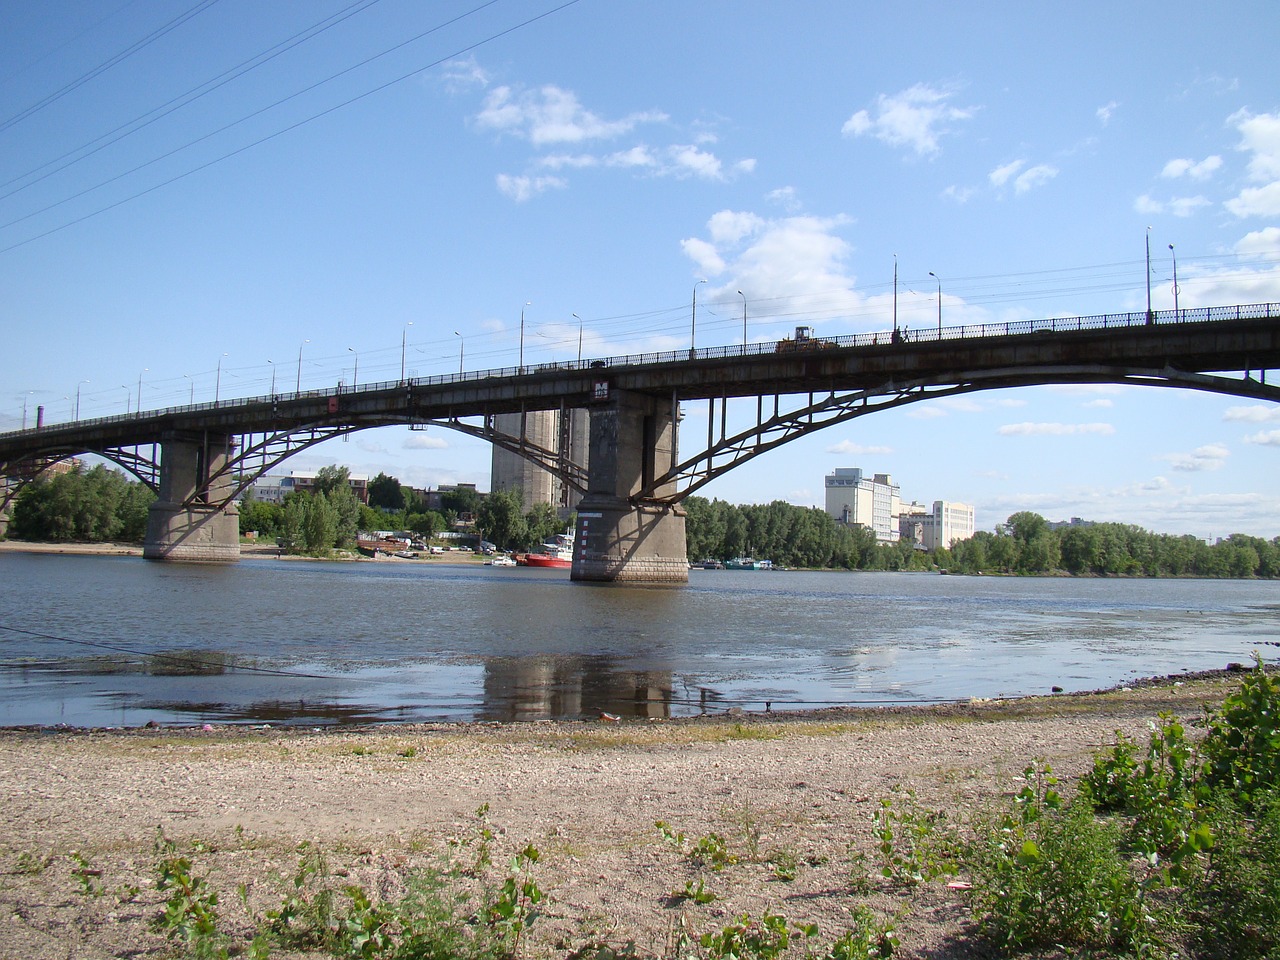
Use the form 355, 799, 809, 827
2, 302, 1279, 582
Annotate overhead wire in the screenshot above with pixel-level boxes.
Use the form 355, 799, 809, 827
0, 0, 578, 252
0, 0, 389, 200
0, 0, 224, 136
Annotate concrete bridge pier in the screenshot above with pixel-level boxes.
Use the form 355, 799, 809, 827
572, 389, 688, 584
143, 434, 240, 562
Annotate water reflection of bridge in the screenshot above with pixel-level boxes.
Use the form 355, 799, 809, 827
2, 303, 1278, 582
481, 655, 673, 722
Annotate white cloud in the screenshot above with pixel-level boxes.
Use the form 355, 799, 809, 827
827, 440, 893, 455
440, 56, 488, 93
476, 85, 666, 146
841, 83, 975, 157
680, 237, 725, 275
1014, 164, 1058, 194
668, 143, 724, 179
404, 434, 449, 450
1235, 227, 1280, 256
1224, 404, 1280, 423
767, 186, 800, 211
1226, 109, 1280, 217
1082, 398, 1114, 409
605, 145, 657, 168
1161, 156, 1223, 180
537, 153, 598, 170
1160, 443, 1230, 471
989, 159, 1025, 187
1225, 181, 1280, 218
1096, 101, 1118, 125
997, 422, 1116, 436
1133, 194, 1211, 217
495, 173, 565, 202
707, 210, 764, 245
1244, 429, 1280, 446
941, 184, 975, 203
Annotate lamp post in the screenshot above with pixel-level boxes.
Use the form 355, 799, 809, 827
929, 271, 942, 337
22, 391, 34, 429
573, 313, 582, 363
738, 290, 747, 347
454, 331, 464, 374
75, 380, 89, 420
1152, 227, 1162, 325
347, 347, 357, 391
137, 368, 148, 412
691, 279, 707, 355
892, 255, 899, 337
215, 353, 227, 403
400, 321, 413, 382
296, 339, 310, 393
519, 302, 531, 370
267, 359, 276, 395
121, 385, 130, 415
183, 373, 193, 404
1169, 244, 1180, 315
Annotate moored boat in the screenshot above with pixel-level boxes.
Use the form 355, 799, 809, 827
522, 533, 574, 569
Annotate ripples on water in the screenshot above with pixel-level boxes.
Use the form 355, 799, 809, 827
1, 552, 1277, 727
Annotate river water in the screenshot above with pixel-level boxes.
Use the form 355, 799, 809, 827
1, 552, 1278, 728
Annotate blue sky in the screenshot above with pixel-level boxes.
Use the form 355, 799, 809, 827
2, 0, 1279, 539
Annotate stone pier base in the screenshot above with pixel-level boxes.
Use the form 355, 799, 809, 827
143, 434, 240, 563
143, 500, 240, 562
571, 497, 687, 584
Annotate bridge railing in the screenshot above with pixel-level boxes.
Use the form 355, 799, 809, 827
3, 302, 1276, 440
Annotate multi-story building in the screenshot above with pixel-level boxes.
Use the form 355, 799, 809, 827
245, 470, 369, 504
900, 500, 975, 549
490, 409, 589, 517
824, 467, 901, 543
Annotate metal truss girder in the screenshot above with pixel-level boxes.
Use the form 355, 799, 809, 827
0, 446, 161, 513
431, 416, 588, 495
649, 364, 1280, 503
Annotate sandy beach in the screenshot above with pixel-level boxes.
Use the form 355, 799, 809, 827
0, 672, 1242, 959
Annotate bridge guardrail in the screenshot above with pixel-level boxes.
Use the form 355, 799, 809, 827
3, 302, 1276, 440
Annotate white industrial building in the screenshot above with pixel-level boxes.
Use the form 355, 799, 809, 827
899, 500, 976, 549
490, 409, 589, 517
824, 468, 901, 543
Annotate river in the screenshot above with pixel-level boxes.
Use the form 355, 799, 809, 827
1, 551, 1277, 727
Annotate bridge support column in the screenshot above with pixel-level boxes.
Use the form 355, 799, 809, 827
572, 389, 687, 584
143, 435, 240, 562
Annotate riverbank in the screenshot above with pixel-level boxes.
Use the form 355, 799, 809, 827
0, 671, 1245, 960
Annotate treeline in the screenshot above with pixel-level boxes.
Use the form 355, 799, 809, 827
686, 498, 1280, 578
6, 464, 154, 543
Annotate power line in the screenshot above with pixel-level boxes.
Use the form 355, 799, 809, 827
0, 0, 580, 253
0, 0, 387, 200
0, 0, 224, 136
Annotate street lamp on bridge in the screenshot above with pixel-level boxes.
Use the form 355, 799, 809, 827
75, 380, 89, 421
573, 313, 582, 363
215, 354, 227, 404
519, 302, 531, 371
400, 321, 413, 382
347, 347, 358, 391
267, 359, 276, 396
137, 368, 148, 412
691, 279, 706, 356
1169, 244, 1180, 315
296, 339, 310, 393
929, 272, 942, 337
454, 331, 464, 374
184, 373, 193, 404
738, 290, 747, 347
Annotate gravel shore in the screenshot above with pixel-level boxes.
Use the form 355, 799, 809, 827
0, 671, 1242, 959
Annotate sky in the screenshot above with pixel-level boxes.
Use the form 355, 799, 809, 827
2, 0, 1279, 539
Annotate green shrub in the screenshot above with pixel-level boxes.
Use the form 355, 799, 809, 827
967, 767, 1152, 953
1201, 655, 1280, 808
1187, 788, 1280, 960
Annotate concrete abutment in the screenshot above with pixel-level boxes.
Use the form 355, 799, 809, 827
143, 435, 240, 562
572, 388, 688, 584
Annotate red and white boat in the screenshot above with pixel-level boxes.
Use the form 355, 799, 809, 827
521, 533, 575, 568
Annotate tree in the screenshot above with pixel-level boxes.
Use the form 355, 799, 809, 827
524, 501, 563, 550
312, 465, 350, 497
10, 464, 155, 543
476, 488, 527, 551
406, 510, 446, 539
367, 471, 405, 511
302, 491, 338, 553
